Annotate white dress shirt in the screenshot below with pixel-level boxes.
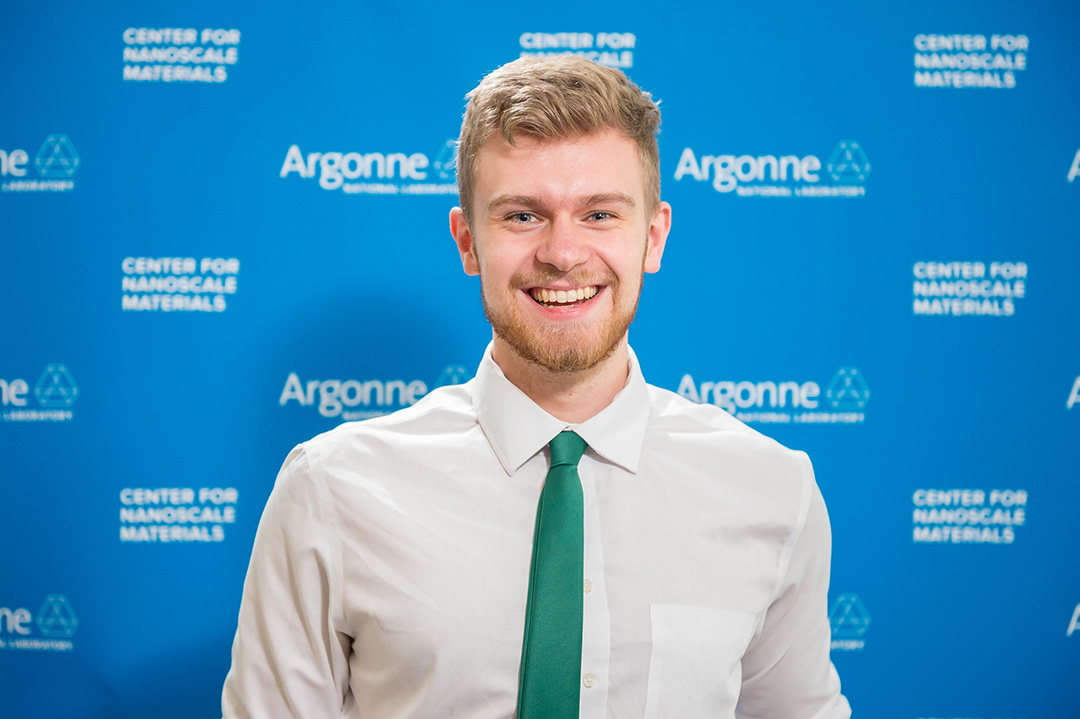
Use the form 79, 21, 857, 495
222, 344, 851, 719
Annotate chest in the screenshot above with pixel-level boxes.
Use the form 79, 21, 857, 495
331, 456, 785, 653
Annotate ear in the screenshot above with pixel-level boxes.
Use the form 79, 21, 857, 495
450, 207, 480, 276
643, 201, 671, 274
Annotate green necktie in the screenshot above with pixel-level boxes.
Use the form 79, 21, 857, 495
517, 431, 588, 719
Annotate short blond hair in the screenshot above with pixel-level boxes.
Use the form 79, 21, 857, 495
456, 55, 661, 222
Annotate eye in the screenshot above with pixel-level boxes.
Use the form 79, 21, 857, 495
507, 211, 538, 224
587, 210, 616, 222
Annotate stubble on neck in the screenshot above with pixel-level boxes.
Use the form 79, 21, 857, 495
491, 333, 632, 424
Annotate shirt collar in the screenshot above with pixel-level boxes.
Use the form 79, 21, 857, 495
474, 342, 651, 476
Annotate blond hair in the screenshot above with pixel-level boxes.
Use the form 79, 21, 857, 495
456, 55, 661, 222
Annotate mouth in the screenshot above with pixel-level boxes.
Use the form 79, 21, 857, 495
527, 285, 600, 308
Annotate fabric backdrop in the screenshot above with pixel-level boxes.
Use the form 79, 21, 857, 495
1, 1, 1078, 717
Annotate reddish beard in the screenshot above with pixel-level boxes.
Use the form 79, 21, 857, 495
480, 268, 640, 374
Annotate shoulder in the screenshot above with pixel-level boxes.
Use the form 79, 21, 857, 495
271, 380, 486, 507
646, 383, 800, 453
297, 380, 478, 463
644, 382, 814, 504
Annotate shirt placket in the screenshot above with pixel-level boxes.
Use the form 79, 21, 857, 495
578, 459, 611, 719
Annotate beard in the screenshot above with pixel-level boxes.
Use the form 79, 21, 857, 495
481, 267, 642, 374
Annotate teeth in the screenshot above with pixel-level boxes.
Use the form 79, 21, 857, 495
530, 286, 599, 305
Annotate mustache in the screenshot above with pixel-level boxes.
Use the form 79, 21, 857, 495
508, 269, 618, 290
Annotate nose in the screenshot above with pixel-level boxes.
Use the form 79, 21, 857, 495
535, 214, 588, 272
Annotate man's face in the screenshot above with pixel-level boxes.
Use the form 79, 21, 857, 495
451, 129, 670, 374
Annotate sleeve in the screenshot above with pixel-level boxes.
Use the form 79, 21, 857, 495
736, 452, 852, 719
222, 444, 351, 719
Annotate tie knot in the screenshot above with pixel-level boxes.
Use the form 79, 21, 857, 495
548, 431, 587, 468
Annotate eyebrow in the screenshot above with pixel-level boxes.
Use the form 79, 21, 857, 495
486, 192, 636, 214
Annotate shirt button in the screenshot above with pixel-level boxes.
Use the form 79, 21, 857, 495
582, 672, 597, 689
583, 578, 593, 594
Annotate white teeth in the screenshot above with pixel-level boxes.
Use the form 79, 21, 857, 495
530, 286, 599, 305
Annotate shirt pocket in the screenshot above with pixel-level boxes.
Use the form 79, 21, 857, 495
643, 604, 756, 719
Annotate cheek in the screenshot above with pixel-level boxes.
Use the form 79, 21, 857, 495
480, 247, 531, 287
603, 246, 647, 284
478, 260, 519, 299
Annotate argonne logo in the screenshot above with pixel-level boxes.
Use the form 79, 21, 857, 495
829, 594, 871, 637
677, 366, 870, 424
279, 138, 458, 195
0, 594, 79, 652
1, 134, 80, 192
34, 364, 79, 407
674, 140, 871, 197
279, 364, 472, 420
1, 363, 79, 423
35, 135, 81, 177
36, 594, 79, 638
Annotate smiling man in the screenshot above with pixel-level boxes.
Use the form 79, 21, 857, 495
449, 125, 667, 424
223, 56, 851, 719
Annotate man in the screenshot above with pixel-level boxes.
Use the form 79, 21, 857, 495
223, 56, 850, 718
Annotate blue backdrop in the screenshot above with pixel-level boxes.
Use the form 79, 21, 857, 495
2, 1, 1078, 717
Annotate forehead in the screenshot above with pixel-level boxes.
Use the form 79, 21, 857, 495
472, 129, 645, 209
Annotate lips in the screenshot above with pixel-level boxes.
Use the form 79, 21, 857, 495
528, 286, 600, 307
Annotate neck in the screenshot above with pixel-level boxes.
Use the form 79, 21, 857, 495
491, 335, 631, 424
